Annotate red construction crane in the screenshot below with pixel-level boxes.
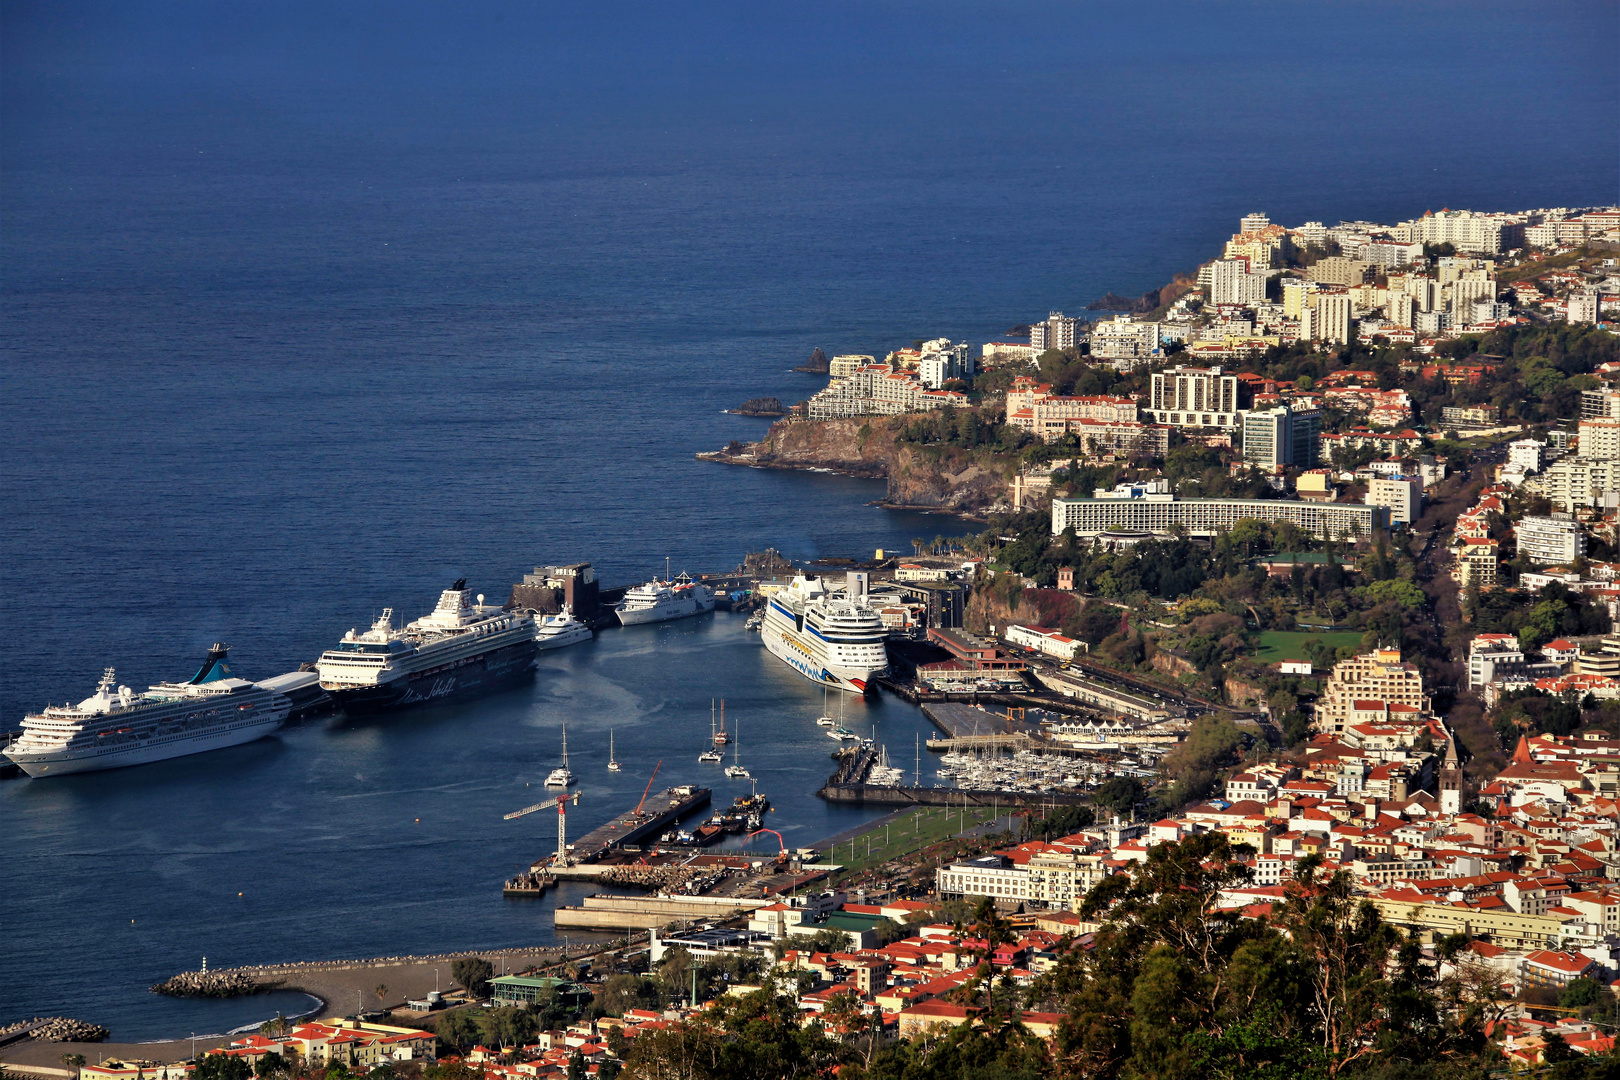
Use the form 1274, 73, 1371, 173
745, 828, 785, 854
634, 760, 663, 816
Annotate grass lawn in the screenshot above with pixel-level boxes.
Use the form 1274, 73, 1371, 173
1254, 630, 1363, 663
826, 805, 1009, 877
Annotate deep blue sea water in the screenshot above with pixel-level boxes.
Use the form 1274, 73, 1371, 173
2, 0, 1616, 1040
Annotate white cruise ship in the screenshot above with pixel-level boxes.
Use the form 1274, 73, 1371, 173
761, 573, 888, 693
536, 605, 593, 651
3, 645, 292, 778
316, 580, 537, 715
615, 571, 715, 627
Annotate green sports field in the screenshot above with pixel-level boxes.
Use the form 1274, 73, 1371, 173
1254, 630, 1363, 663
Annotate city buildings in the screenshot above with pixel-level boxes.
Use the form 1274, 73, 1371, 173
1303, 293, 1354, 344
1397, 209, 1505, 254
1089, 315, 1161, 367
1455, 537, 1500, 591
1051, 495, 1386, 541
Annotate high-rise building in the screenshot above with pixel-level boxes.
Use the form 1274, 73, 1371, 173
1208, 258, 1269, 306
1290, 409, 1321, 468
1366, 476, 1423, 526
1449, 279, 1495, 325
1030, 312, 1083, 352
1386, 291, 1414, 327
1579, 419, 1620, 461
1242, 407, 1292, 471
1516, 514, 1587, 565
1240, 212, 1271, 234
1145, 365, 1249, 429
1309, 294, 1353, 344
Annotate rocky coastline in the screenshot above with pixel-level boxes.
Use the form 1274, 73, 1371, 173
698, 416, 1006, 515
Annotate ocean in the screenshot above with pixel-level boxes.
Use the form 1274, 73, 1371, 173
2, 0, 1615, 1040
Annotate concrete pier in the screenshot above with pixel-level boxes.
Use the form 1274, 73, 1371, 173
552, 892, 770, 932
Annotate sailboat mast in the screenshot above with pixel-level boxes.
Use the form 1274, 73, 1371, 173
561, 722, 568, 768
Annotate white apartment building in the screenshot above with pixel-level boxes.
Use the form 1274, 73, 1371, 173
830, 355, 876, 380
1030, 312, 1083, 352
1304, 293, 1353, 344
1535, 457, 1620, 512
1580, 419, 1620, 461
1449, 279, 1496, 325
1315, 649, 1430, 734
1367, 476, 1423, 527
1508, 439, 1545, 474
1387, 291, 1415, 327
1516, 514, 1587, 565
1051, 495, 1385, 541
1569, 291, 1603, 325
1005, 624, 1085, 661
1209, 257, 1269, 306
1397, 209, 1504, 254
1469, 634, 1527, 688
1090, 316, 1161, 367
1144, 365, 1246, 429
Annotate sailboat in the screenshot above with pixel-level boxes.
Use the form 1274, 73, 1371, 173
699, 701, 723, 762
724, 715, 750, 778
816, 686, 834, 726
545, 723, 575, 787
607, 728, 621, 772
825, 693, 856, 740
713, 698, 730, 745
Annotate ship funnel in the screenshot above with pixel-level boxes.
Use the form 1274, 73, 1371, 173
846, 571, 869, 599
190, 643, 233, 684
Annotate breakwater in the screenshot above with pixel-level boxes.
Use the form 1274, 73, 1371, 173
0, 1018, 110, 1044
151, 971, 264, 998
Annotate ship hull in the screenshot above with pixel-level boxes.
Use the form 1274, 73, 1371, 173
5, 713, 287, 778
762, 626, 883, 694
328, 639, 539, 716
616, 596, 715, 626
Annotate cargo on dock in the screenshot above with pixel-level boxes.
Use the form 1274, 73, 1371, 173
539, 785, 711, 866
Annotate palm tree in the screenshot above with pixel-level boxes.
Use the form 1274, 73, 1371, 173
61, 1055, 87, 1072
911, 537, 926, 557
374, 984, 387, 1009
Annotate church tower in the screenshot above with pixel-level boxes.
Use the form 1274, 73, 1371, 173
1439, 734, 1463, 816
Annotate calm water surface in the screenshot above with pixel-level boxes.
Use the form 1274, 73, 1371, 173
3, 0, 1615, 1040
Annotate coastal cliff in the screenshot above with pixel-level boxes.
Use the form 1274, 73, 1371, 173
703, 417, 1008, 514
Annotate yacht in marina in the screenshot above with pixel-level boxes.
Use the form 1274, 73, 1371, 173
760, 572, 888, 693
315, 580, 537, 715
723, 718, 750, 779
3, 645, 292, 778
536, 604, 592, 651
616, 560, 716, 627
545, 723, 575, 787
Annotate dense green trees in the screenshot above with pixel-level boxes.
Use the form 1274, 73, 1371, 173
450, 958, 494, 999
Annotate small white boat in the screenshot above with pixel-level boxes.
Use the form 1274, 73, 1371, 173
815, 687, 834, 726
607, 728, 621, 772
544, 722, 574, 787
699, 748, 723, 763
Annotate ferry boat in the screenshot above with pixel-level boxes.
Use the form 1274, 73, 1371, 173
616, 563, 716, 627
535, 605, 592, 651
316, 580, 537, 715
760, 573, 888, 693
3, 645, 292, 778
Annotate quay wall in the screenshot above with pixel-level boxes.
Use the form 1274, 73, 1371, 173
817, 784, 1091, 807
